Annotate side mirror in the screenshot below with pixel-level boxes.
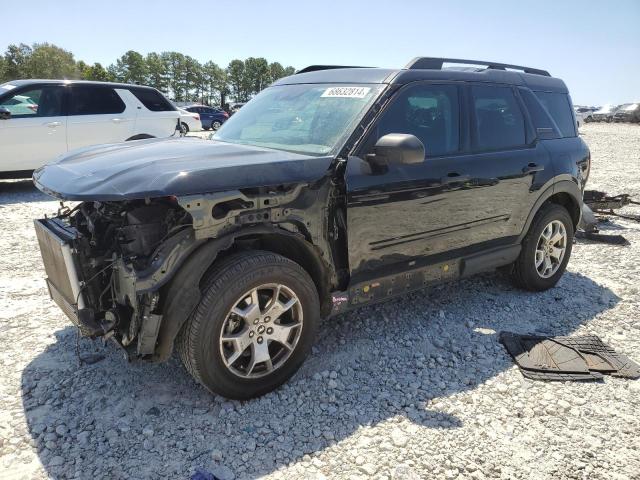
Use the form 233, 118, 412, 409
0, 107, 10, 120
366, 134, 425, 170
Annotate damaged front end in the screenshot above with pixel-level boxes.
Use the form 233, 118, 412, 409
35, 197, 198, 356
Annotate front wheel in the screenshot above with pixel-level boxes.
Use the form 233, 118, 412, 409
511, 204, 574, 291
177, 251, 320, 399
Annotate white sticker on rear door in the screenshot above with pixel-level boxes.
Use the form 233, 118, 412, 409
321, 86, 371, 98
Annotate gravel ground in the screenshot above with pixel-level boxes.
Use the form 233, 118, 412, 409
1, 123, 639, 480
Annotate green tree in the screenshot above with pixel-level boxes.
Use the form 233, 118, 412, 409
227, 59, 247, 102
3, 43, 33, 80
113, 50, 148, 84
244, 57, 271, 95
25, 43, 77, 79
81, 62, 112, 81
283, 66, 296, 76
145, 52, 169, 93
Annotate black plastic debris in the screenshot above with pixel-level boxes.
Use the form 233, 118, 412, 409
575, 230, 630, 246
500, 332, 640, 381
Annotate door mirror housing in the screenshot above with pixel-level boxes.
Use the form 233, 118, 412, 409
366, 133, 425, 170
0, 107, 10, 120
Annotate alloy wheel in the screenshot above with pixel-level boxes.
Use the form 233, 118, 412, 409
535, 220, 567, 278
219, 284, 303, 378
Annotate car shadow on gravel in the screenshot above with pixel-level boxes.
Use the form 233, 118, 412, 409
0, 179, 49, 205
21, 270, 619, 479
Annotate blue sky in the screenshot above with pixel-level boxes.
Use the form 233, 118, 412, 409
2, 0, 638, 105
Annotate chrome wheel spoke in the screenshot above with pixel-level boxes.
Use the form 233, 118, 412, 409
247, 341, 273, 374
265, 296, 298, 321
269, 323, 299, 349
221, 328, 252, 366
549, 246, 564, 260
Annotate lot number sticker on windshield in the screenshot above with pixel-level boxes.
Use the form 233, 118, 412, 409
321, 87, 371, 98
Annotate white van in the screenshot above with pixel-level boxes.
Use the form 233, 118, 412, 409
0, 80, 180, 177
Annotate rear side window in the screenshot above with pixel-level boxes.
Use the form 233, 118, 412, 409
375, 83, 460, 157
471, 85, 526, 151
534, 92, 576, 137
129, 88, 175, 112
518, 88, 561, 138
70, 86, 125, 115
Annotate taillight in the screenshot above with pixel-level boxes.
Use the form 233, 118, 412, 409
223, 112, 229, 118
193, 114, 200, 120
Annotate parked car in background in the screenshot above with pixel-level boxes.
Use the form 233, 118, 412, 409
230, 102, 246, 114
32, 57, 590, 399
575, 106, 596, 122
0, 80, 180, 177
613, 103, 640, 123
592, 104, 618, 122
2, 94, 39, 115
184, 104, 228, 130
178, 107, 202, 133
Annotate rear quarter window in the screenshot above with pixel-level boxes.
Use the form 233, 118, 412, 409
129, 88, 176, 112
534, 91, 576, 138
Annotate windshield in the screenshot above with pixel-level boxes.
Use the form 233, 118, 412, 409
213, 83, 384, 156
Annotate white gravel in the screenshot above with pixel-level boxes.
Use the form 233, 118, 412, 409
1, 123, 639, 480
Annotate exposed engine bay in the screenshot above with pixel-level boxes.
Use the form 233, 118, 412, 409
34, 179, 343, 361
36, 197, 193, 354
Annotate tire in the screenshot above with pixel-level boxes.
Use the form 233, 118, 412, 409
203, 126, 210, 131
211, 120, 222, 130
511, 203, 574, 292
177, 250, 320, 399
180, 122, 189, 134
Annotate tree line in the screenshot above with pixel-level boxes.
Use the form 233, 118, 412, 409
0, 43, 297, 106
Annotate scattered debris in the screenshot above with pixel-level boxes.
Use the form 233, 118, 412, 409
575, 230, 630, 246
584, 190, 640, 222
500, 332, 640, 381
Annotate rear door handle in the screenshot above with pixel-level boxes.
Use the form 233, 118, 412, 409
44, 121, 61, 128
522, 163, 544, 174
111, 118, 123, 123
440, 173, 471, 185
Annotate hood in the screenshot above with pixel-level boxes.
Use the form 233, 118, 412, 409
33, 137, 333, 201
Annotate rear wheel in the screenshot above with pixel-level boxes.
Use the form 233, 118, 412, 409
511, 204, 574, 291
211, 120, 222, 130
180, 122, 189, 134
177, 251, 320, 399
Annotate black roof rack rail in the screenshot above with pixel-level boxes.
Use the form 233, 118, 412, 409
405, 57, 551, 77
296, 65, 370, 74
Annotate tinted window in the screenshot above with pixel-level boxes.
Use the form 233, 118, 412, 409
472, 85, 526, 151
130, 88, 175, 112
70, 86, 125, 115
375, 84, 460, 157
519, 88, 560, 138
0, 86, 64, 117
534, 92, 576, 138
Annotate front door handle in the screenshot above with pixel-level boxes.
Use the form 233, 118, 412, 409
522, 163, 544, 174
44, 121, 61, 128
111, 118, 123, 123
440, 173, 471, 185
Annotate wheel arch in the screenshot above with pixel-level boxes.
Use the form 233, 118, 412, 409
152, 226, 331, 362
518, 181, 582, 242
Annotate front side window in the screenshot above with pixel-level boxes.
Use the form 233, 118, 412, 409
70, 86, 125, 115
214, 83, 384, 156
0, 86, 64, 117
373, 83, 460, 157
472, 85, 526, 151
534, 91, 576, 138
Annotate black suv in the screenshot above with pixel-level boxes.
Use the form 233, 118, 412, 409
33, 57, 590, 399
